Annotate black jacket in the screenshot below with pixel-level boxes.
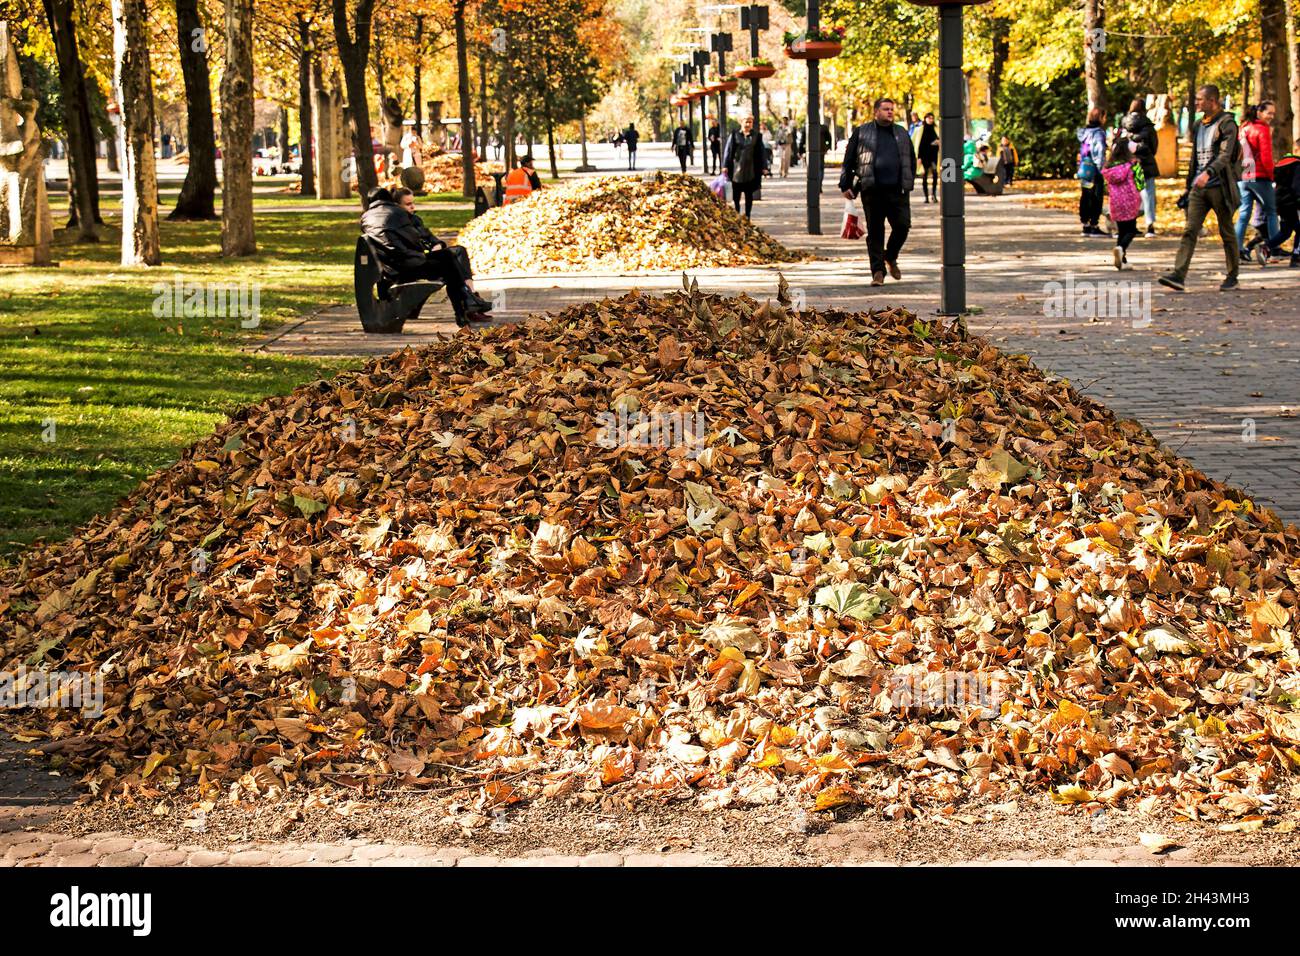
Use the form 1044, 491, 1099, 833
918, 123, 939, 164
360, 200, 428, 277
724, 130, 767, 184
673, 125, 694, 151
1120, 110, 1159, 179
839, 120, 916, 195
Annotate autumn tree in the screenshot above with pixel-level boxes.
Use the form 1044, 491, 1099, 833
220, 0, 255, 254
111, 0, 160, 264
40, 0, 99, 239
169, 0, 217, 219
332, 0, 378, 200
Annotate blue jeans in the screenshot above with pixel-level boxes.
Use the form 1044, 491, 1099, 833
1140, 179, 1156, 226
1236, 180, 1279, 253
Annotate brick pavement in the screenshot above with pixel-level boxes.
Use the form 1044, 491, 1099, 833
254, 157, 1300, 521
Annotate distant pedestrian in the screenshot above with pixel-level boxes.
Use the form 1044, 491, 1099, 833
840, 96, 916, 286
673, 119, 694, 173
1157, 85, 1242, 292
708, 120, 722, 175
1253, 153, 1299, 266
917, 113, 939, 203
777, 118, 793, 177
1077, 108, 1109, 236
1236, 102, 1278, 261
723, 115, 768, 219
998, 136, 1018, 185
1102, 139, 1143, 270
624, 124, 640, 171
1121, 97, 1159, 235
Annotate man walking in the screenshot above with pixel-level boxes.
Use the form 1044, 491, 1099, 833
839, 97, 916, 286
672, 118, 694, 174
777, 117, 793, 178
624, 123, 640, 171
1157, 85, 1242, 292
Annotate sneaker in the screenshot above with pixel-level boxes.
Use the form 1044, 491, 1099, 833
1112, 246, 1123, 270
1121, 254, 1132, 271
1145, 226, 1157, 237
1082, 226, 1092, 236
1291, 257, 1300, 268
1220, 275, 1239, 291
1157, 274, 1186, 292
887, 260, 902, 280
871, 272, 885, 287
1255, 244, 1270, 266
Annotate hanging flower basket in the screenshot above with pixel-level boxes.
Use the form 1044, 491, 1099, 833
686, 85, 708, 100
717, 77, 739, 92
785, 39, 842, 60
734, 63, 776, 80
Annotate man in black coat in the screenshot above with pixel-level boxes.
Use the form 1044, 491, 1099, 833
360, 188, 491, 325
839, 96, 917, 286
1121, 98, 1160, 236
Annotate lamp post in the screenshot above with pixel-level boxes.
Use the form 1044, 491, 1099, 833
711, 31, 732, 147
907, 0, 989, 316
806, 0, 821, 234
693, 49, 711, 173
739, 4, 768, 130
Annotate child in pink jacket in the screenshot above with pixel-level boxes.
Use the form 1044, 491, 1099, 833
1103, 139, 1144, 269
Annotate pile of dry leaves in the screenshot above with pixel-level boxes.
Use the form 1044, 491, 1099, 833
3, 283, 1298, 824
382, 151, 505, 195
457, 172, 802, 275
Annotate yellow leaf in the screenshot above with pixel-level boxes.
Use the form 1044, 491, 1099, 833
814, 784, 857, 811
1051, 784, 1095, 804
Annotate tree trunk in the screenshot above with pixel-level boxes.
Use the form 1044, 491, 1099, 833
453, 0, 475, 197
170, 0, 217, 220
546, 116, 557, 179
41, 0, 98, 239
1287, 0, 1300, 152
1083, 0, 1107, 114
502, 57, 516, 169
279, 106, 290, 164
414, 15, 424, 137
1262, 0, 1295, 155
297, 17, 316, 196
988, 18, 1009, 120
333, 0, 379, 202
478, 55, 489, 159
220, 0, 256, 255
111, 0, 161, 265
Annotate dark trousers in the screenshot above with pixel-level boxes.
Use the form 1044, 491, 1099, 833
732, 179, 758, 218
628, 147, 637, 170
1115, 218, 1138, 251
1079, 180, 1103, 226
397, 248, 469, 315
1172, 185, 1240, 281
921, 161, 938, 200
676, 147, 690, 173
1266, 210, 1300, 258
863, 187, 911, 275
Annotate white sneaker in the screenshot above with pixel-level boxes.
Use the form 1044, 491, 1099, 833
1113, 246, 1123, 270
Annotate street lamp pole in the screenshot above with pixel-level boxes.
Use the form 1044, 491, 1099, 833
806, 0, 821, 234
694, 50, 711, 173
739, 4, 767, 130
711, 31, 732, 149
908, 0, 988, 316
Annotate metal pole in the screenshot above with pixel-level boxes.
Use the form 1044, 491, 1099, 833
749, 13, 760, 129
717, 48, 727, 156
699, 64, 710, 173
938, 5, 965, 314
806, 0, 821, 234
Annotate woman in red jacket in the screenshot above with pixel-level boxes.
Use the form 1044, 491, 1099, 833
1236, 102, 1278, 257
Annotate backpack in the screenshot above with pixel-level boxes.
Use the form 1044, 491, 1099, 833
675, 128, 689, 149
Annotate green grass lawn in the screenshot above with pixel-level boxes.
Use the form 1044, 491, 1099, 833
0, 201, 471, 558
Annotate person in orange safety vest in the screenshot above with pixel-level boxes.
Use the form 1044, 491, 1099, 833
503, 154, 542, 204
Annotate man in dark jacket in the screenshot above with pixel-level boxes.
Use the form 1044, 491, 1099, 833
360, 188, 491, 325
624, 124, 640, 170
1121, 98, 1160, 235
672, 120, 694, 174
1158, 85, 1242, 292
839, 97, 917, 286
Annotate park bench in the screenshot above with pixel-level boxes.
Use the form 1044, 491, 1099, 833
353, 235, 444, 334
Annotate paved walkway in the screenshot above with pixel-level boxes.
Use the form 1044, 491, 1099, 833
256, 150, 1300, 522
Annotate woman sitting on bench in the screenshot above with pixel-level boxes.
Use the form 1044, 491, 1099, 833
360, 188, 492, 325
